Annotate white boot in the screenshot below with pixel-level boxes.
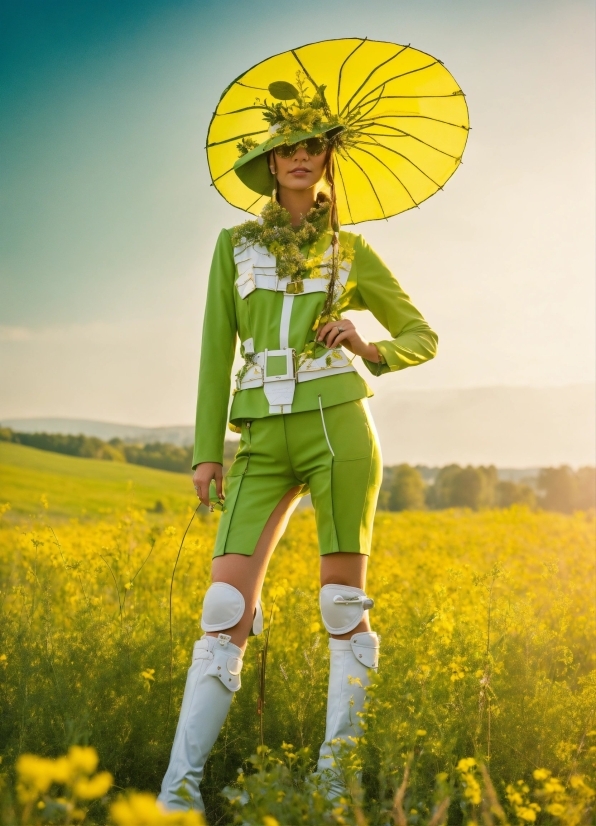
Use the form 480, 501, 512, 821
316, 631, 379, 799
158, 633, 243, 813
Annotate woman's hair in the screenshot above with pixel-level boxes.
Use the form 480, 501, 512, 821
323, 147, 339, 233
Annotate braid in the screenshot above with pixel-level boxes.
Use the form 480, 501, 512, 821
321, 148, 340, 323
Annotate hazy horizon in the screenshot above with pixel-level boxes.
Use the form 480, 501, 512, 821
3, 383, 594, 468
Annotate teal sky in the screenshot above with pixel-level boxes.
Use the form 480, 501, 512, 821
0, 0, 594, 426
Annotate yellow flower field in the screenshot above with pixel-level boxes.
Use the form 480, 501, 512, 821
0, 471, 594, 824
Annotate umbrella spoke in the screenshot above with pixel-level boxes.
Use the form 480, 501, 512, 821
349, 145, 419, 207
246, 193, 264, 212
217, 105, 268, 116
358, 113, 468, 130
337, 38, 368, 112
335, 157, 355, 225
357, 128, 462, 160
352, 141, 443, 189
236, 82, 270, 92
360, 93, 466, 100
211, 166, 237, 183
349, 61, 438, 113
290, 50, 330, 116
207, 129, 268, 148
345, 148, 388, 219
341, 44, 410, 116
352, 83, 388, 123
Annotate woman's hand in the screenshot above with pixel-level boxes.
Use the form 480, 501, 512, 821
192, 462, 224, 507
317, 318, 381, 363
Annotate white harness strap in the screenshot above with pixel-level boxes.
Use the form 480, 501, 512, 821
279, 294, 293, 350
232, 241, 355, 414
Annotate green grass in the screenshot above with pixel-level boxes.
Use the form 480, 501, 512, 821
0, 441, 195, 519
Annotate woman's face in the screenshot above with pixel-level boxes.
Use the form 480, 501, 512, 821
271, 143, 328, 192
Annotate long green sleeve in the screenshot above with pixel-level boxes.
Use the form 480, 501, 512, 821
193, 229, 237, 468
350, 235, 438, 376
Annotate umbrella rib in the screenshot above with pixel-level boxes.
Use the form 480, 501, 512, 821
211, 166, 237, 184
353, 139, 443, 188
344, 148, 388, 219
246, 194, 264, 212
207, 129, 268, 148
335, 157, 355, 225
236, 82, 270, 92
351, 83, 388, 123
360, 126, 462, 159
358, 113, 468, 130
337, 38, 367, 112
349, 61, 438, 112
216, 105, 268, 116
340, 44, 410, 116
350, 144, 419, 207
290, 50, 330, 117
362, 92, 464, 100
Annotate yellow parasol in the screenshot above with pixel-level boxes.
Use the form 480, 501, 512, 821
206, 37, 469, 225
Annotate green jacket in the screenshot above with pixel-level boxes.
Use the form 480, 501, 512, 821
193, 227, 438, 467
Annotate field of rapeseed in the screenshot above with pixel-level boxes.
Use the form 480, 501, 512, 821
0, 449, 594, 825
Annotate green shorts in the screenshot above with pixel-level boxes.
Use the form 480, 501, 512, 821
214, 399, 382, 557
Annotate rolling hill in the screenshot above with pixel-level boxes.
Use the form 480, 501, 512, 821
0, 441, 195, 519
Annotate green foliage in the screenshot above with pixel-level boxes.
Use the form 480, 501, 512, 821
495, 479, 536, 509
268, 80, 300, 100
231, 199, 332, 287
387, 464, 426, 511
538, 466, 596, 513
380, 464, 541, 513
429, 464, 499, 510
260, 72, 332, 137
236, 136, 260, 156
0, 428, 193, 473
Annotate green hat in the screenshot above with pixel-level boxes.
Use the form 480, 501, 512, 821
233, 122, 344, 196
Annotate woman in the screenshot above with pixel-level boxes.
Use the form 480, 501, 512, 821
158, 75, 439, 815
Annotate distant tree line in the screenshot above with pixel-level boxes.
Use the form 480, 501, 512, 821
2, 427, 594, 513
379, 462, 595, 514
0, 427, 194, 474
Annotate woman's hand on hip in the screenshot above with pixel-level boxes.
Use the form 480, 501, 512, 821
193, 462, 224, 506
317, 318, 381, 363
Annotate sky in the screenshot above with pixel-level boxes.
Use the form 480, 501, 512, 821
0, 0, 594, 428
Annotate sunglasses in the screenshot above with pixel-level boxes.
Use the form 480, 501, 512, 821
274, 136, 328, 158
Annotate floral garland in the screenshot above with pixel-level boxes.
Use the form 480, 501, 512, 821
231, 199, 329, 290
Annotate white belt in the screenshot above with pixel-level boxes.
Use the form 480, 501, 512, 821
236, 347, 356, 414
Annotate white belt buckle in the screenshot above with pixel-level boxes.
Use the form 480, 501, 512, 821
263, 348, 296, 383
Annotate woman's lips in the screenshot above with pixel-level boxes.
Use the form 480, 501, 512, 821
290, 168, 310, 175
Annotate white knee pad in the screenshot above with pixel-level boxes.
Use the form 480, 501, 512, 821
319, 584, 375, 635
201, 583, 245, 633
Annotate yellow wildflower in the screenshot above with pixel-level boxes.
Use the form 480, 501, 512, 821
73, 770, 113, 799
67, 745, 99, 776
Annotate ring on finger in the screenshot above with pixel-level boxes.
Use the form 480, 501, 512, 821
338, 326, 345, 332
